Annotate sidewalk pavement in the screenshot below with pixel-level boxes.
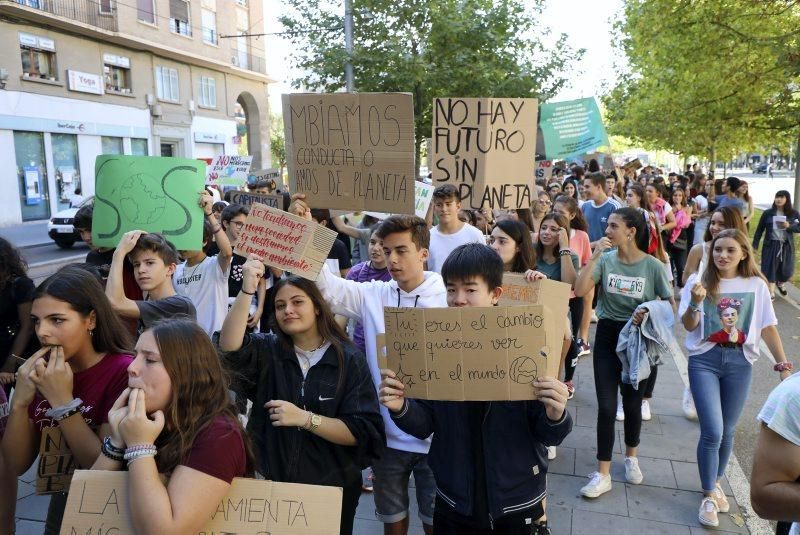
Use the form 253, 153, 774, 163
0, 221, 51, 249
12, 323, 759, 534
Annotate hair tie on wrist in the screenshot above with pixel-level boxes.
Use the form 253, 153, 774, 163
241, 288, 256, 296
774, 361, 794, 373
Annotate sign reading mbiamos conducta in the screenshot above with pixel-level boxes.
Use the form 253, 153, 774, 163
234, 203, 337, 281
282, 93, 416, 214
432, 97, 538, 210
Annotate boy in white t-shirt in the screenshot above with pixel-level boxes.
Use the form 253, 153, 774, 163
174, 190, 233, 335
427, 184, 486, 272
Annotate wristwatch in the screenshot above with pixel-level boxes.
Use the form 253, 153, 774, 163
308, 413, 322, 431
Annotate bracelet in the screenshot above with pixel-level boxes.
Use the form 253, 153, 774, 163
127, 452, 156, 465
101, 437, 124, 462
46, 398, 84, 420
240, 288, 256, 296
212, 225, 222, 233
125, 443, 157, 454
559, 249, 572, 257
300, 411, 312, 431
124, 445, 157, 462
774, 361, 794, 373
688, 303, 703, 314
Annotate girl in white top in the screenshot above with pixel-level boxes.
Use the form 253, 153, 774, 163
679, 229, 792, 527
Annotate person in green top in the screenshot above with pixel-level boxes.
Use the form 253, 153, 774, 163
574, 207, 672, 499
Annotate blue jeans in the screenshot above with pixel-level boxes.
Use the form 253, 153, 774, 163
688, 345, 753, 493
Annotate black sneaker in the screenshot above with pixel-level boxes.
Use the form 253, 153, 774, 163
576, 338, 591, 357
533, 521, 552, 535
777, 283, 788, 296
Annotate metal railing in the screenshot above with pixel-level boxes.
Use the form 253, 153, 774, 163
231, 48, 266, 75
7, 0, 118, 32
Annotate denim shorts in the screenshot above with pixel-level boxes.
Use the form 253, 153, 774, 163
372, 447, 436, 525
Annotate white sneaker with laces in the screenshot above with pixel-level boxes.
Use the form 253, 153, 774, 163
682, 387, 698, 420
547, 446, 557, 460
641, 399, 652, 421
580, 472, 612, 498
615, 398, 625, 421
698, 497, 719, 527
624, 456, 644, 484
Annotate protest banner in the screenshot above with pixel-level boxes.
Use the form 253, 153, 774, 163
92, 155, 205, 250
235, 203, 338, 281
383, 305, 557, 401
229, 190, 282, 209
623, 158, 643, 172
580, 152, 614, 171
60, 470, 342, 535
206, 155, 253, 186
432, 97, 538, 210
36, 427, 75, 495
283, 93, 415, 213
539, 97, 610, 161
535, 160, 553, 182
499, 274, 571, 342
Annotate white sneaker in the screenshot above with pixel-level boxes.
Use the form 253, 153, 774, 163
580, 472, 612, 498
624, 456, 644, 484
698, 497, 719, 527
682, 387, 698, 421
641, 400, 652, 421
615, 398, 625, 421
547, 446, 557, 460
591, 312, 599, 323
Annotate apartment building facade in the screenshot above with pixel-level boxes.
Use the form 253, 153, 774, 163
0, 0, 273, 224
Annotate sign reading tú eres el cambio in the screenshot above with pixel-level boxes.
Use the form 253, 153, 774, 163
432, 97, 539, 210
282, 93, 415, 214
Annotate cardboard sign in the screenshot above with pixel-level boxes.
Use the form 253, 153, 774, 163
92, 155, 205, 250
229, 190, 282, 209
499, 274, 571, 341
37, 427, 75, 495
235, 203, 338, 281
383, 305, 557, 401
432, 97, 538, 210
283, 93, 415, 213
539, 97, 610, 161
249, 167, 281, 184
60, 470, 342, 535
364, 182, 435, 220
207, 155, 253, 186
536, 160, 553, 182
623, 158, 643, 172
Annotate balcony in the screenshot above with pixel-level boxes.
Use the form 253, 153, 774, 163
6, 0, 118, 32
231, 49, 266, 74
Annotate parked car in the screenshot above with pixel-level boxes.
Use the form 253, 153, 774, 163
47, 196, 94, 249
753, 162, 769, 174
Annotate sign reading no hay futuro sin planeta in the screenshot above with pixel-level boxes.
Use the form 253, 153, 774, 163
431, 97, 539, 211
92, 155, 205, 250
282, 93, 416, 214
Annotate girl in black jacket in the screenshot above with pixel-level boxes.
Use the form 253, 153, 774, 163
217, 257, 385, 535
752, 190, 800, 298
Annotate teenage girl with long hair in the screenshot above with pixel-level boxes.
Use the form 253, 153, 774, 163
218, 259, 385, 535
91, 318, 252, 533
575, 208, 673, 499
680, 229, 792, 527
1, 266, 133, 533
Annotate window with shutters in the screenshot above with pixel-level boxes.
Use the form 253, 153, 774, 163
155, 66, 179, 102
169, 0, 191, 37
199, 76, 216, 108
201, 9, 217, 45
136, 0, 155, 24
99, 0, 113, 14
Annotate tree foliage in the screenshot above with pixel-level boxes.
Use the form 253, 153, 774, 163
279, 0, 583, 168
604, 0, 800, 162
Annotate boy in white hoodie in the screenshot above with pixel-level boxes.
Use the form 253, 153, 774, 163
291, 195, 445, 535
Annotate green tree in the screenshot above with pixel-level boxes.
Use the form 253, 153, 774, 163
270, 113, 287, 182
279, 0, 582, 174
604, 0, 800, 169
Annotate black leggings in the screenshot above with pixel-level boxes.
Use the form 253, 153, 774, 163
642, 364, 658, 399
668, 243, 688, 287
563, 297, 584, 383
594, 319, 644, 461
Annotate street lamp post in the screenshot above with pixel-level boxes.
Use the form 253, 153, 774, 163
344, 0, 354, 92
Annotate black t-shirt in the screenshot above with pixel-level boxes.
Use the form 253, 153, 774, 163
85, 248, 115, 267
326, 239, 352, 275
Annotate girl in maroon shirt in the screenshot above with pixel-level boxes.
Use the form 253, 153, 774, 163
1, 266, 133, 534
92, 318, 252, 534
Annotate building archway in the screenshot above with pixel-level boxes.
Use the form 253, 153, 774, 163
236, 91, 263, 169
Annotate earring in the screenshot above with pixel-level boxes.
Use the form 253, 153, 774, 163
89, 329, 94, 337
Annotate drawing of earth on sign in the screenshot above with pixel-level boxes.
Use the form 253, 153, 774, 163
119, 174, 166, 224
509, 356, 538, 384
